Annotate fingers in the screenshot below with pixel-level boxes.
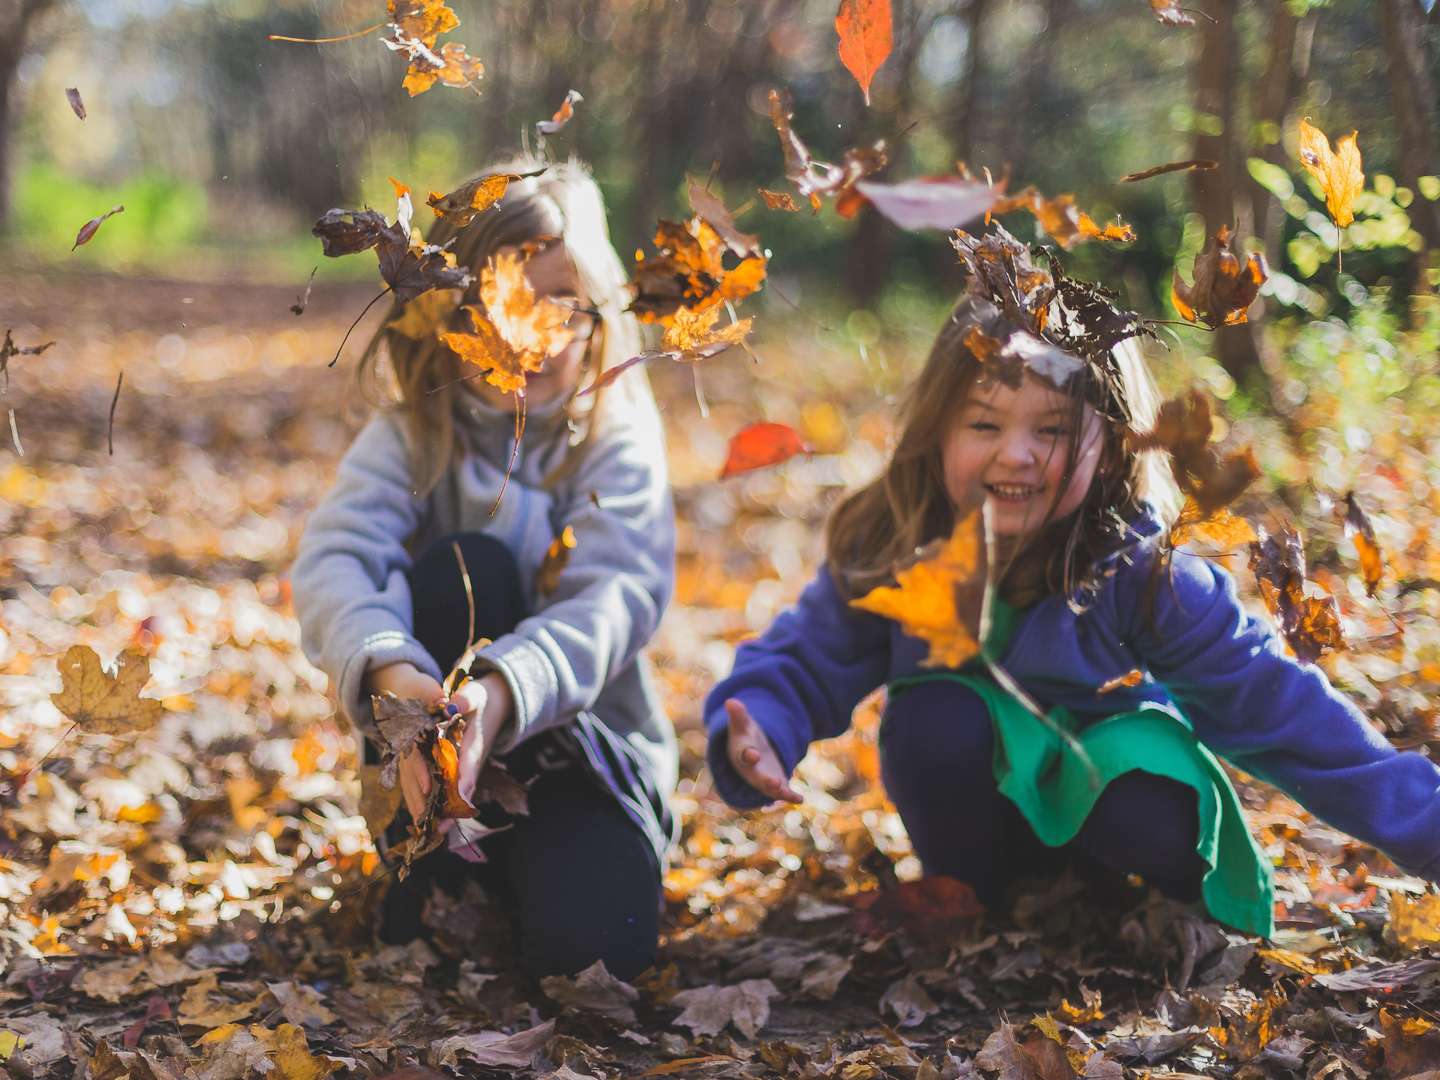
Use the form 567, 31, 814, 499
456, 715, 487, 805
724, 698, 802, 806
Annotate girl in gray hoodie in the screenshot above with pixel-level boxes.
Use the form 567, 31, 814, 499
291, 158, 677, 980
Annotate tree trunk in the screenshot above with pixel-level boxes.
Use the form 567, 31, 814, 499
1248, 1, 1301, 247
1005, 0, 1067, 179
1187, 0, 1262, 389
952, 0, 992, 164
0, 0, 58, 230
1378, 0, 1440, 258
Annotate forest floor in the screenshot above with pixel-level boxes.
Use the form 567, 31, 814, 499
1, 270, 1439, 1079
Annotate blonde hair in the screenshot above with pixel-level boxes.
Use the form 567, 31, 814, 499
825, 295, 1182, 608
356, 154, 645, 496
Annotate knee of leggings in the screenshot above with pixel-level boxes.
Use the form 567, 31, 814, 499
880, 681, 995, 774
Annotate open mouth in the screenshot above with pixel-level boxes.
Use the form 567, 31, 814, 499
985, 482, 1044, 503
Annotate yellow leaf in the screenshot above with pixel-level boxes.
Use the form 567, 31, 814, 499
50, 645, 163, 736
386, 288, 462, 340
1298, 117, 1364, 228
0, 1031, 22, 1060
1169, 499, 1259, 548
850, 510, 983, 668
1389, 891, 1440, 951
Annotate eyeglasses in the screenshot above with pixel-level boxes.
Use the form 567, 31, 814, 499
554, 299, 601, 342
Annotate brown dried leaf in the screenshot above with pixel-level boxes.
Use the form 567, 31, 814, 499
1121, 158, 1216, 183
72, 205, 125, 251
687, 180, 762, 258
991, 187, 1135, 248
758, 187, 802, 213
1249, 527, 1346, 664
50, 645, 163, 736
1339, 491, 1384, 597
630, 216, 767, 324
426, 171, 536, 227
1172, 226, 1268, 328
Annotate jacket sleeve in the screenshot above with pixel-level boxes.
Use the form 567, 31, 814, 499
704, 565, 893, 809
1121, 547, 1440, 880
290, 414, 440, 739
471, 393, 676, 753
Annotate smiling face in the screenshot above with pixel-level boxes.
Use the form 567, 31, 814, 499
941, 373, 1107, 537
464, 242, 597, 411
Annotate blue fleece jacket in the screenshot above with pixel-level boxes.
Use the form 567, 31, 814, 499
705, 511, 1440, 882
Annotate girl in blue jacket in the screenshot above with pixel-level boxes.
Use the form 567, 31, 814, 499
705, 244, 1440, 936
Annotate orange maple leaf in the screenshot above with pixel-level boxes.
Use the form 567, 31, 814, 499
439, 251, 573, 395
1298, 117, 1364, 229
630, 216, 767, 324
850, 510, 984, 668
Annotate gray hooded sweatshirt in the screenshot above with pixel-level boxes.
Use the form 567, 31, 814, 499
290, 381, 679, 807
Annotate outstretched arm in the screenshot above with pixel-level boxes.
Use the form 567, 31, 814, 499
704, 565, 892, 809
1123, 548, 1440, 880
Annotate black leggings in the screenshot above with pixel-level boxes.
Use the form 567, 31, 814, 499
376, 532, 662, 981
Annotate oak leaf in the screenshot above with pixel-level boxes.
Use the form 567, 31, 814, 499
1298, 118, 1363, 229
630, 216, 767, 323
835, 0, 893, 106
50, 645, 163, 736
1172, 226, 1267, 328
720, 422, 810, 479
851, 510, 984, 668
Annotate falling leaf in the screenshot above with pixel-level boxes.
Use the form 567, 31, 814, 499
1096, 669, 1144, 695
537, 525, 578, 597
852, 174, 1000, 231
427, 171, 536, 227
1125, 390, 1260, 516
537, 89, 584, 136
72, 205, 124, 251
670, 980, 778, 1039
1298, 118, 1364, 229
541, 960, 641, 1025
312, 207, 471, 303
440, 250, 574, 395
431, 1019, 557, 1068
687, 181, 763, 258
767, 89, 888, 213
388, 0, 460, 44
1169, 500, 1258, 549
851, 510, 984, 668
50, 645, 163, 736
583, 305, 752, 396
758, 187, 802, 212
992, 187, 1135, 248
1121, 158, 1216, 182
630, 216, 767, 323
290, 268, 317, 316
1149, 0, 1196, 27
1249, 527, 1346, 664
720, 422, 810, 479
1172, 226, 1268, 327
1339, 491, 1384, 597
66, 87, 86, 120
835, 0, 893, 106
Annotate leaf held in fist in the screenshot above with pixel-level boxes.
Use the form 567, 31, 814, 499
51, 645, 164, 735
1298, 118, 1364, 229
851, 510, 985, 668
835, 0, 893, 106
430, 735, 476, 819
72, 206, 125, 251
372, 693, 436, 788
1172, 226, 1268, 328
720, 422, 810, 479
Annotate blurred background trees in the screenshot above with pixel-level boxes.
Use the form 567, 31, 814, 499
0, 0, 1436, 412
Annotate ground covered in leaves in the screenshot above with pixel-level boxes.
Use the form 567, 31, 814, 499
4, 270, 1440, 1079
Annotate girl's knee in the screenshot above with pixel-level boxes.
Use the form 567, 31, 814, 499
880, 681, 994, 774
518, 901, 658, 982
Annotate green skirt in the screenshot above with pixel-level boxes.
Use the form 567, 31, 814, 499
887, 603, 1274, 938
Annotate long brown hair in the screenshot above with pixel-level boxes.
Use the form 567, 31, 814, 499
825, 295, 1180, 609
355, 154, 644, 496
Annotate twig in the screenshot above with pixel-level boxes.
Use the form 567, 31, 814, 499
6, 721, 79, 791
107, 371, 123, 455
451, 540, 478, 654
330, 287, 392, 368
489, 393, 525, 516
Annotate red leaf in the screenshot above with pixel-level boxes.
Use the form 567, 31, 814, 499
835, 0, 893, 106
720, 422, 810, 479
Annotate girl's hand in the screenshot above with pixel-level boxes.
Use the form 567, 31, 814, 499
725, 698, 802, 805
450, 672, 515, 806
364, 662, 447, 822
